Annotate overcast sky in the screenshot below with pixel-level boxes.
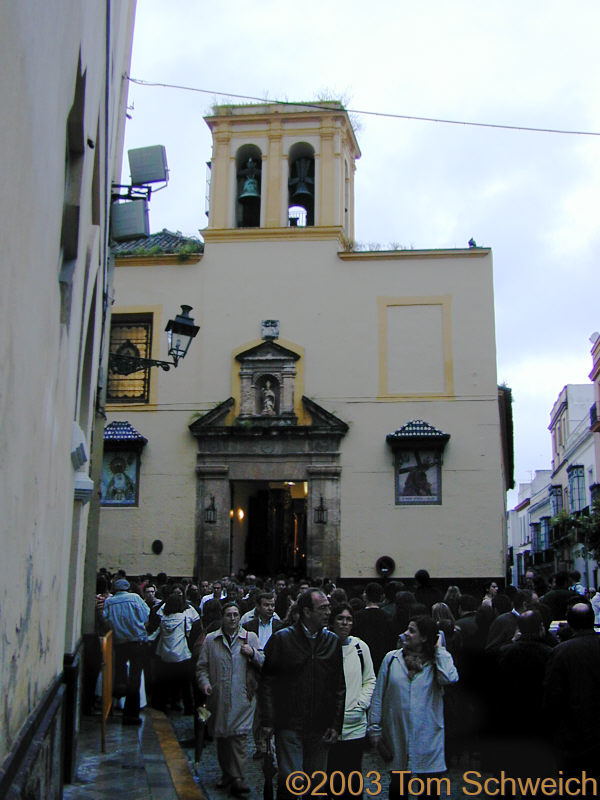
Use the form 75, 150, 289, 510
121, 1, 600, 507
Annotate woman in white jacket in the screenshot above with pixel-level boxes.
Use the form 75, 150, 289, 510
327, 602, 377, 799
153, 593, 195, 713
367, 615, 458, 800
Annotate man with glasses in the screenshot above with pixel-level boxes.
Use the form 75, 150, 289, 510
259, 589, 345, 799
199, 579, 227, 614
243, 592, 286, 759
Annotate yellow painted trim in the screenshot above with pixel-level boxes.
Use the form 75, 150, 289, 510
339, 248, 490, 261
114, 254, 202, 267
204, 111, 361, 158
206, 110, 360, 156
203, 226, 344, 244
266, 120, 283, 227
211, 126, 233, 228
319, 121, 336, 226
211, 127, 340, 151
150, 709, 206, 799
106, 304, 163, 408
230, 337, 307, 424
377, 296, 455, 399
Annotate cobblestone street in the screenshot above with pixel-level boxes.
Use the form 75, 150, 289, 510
169, 713, 490, 800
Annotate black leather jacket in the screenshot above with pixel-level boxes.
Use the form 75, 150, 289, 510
259, 622, 345, 733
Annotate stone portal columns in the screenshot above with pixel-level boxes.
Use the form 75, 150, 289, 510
306, 465, 342, 579
281, 364, 296, 418
195, 464, 230, 579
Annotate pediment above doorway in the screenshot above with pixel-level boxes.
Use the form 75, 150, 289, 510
234, 339, 301, 364
188, 395, 348, 438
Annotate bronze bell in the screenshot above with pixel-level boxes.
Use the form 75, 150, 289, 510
238, 158, 260, 203
289, 157, 314, 203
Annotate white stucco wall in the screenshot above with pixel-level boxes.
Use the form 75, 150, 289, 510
0, 0, 135, 761
100, 236, 506, 579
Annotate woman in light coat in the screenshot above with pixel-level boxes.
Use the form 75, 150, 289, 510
327, 603, 376, 799
153, 593, 196, 713
368, 615, 458, 799
196, 601, 263, 796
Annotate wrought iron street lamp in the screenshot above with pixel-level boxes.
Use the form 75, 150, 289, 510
109, 305, 199, 375
204, 496, 217, 524
314, 495, 328, 524
165, 305, 200, 365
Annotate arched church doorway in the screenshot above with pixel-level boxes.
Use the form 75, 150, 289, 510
230, 480, 307, 576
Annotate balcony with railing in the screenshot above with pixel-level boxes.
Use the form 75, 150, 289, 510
591, 402, 600, 432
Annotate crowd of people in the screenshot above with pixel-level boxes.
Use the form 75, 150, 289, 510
95, 566, 600, 799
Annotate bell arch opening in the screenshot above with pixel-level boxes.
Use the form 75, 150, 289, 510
235, 144, 262, 228
288, 142, 314, 227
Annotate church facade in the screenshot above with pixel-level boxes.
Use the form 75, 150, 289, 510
100, 102, 510, 583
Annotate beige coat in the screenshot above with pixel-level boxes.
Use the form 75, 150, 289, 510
196, 626, 263, 737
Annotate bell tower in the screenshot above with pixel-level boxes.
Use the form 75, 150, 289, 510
204, 102, 360, 241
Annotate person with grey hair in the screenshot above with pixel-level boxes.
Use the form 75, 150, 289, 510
103, 577, 150, 725
260, 588, 345, 800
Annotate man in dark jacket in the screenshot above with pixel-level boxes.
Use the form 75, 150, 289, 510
413, 568, 443, 612
544, 602, 600, 776
541, 571, 573, 620
351, 582, 395, 674
243, 592, 286, 643
484, 590, 529, 651
489, 611, 554, 776
243, 592, 286, 759
259, 588, 345, 799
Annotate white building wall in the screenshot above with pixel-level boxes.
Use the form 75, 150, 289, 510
0, 0, 135, 779
101, 237, 506, 579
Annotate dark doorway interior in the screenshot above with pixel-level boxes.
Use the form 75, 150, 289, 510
245, 485, 306, 575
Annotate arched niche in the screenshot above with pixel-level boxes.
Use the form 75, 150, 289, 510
288, 142, 315, 226
235, 144, 262, 228
255, 374, 280, 416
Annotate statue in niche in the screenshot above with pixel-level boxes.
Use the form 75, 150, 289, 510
261, 380, 277, 415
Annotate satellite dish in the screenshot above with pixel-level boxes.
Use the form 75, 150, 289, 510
128, 145, 169, 186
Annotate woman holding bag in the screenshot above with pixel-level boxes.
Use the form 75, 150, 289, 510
152, 593, 195, 714
196, 602, 263, 796
367, 615, 458, 800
